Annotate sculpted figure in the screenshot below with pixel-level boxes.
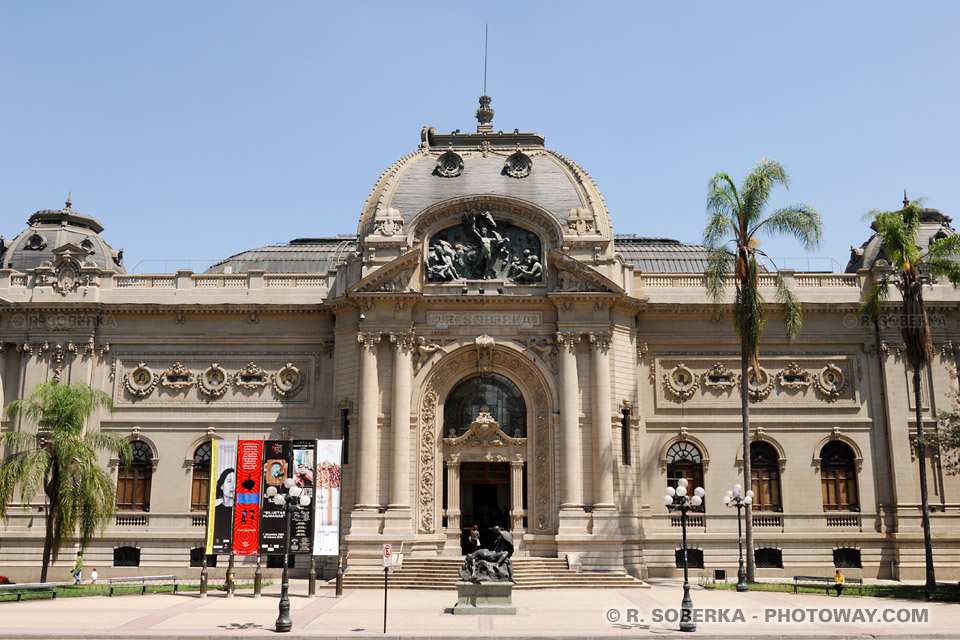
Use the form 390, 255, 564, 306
512, 253, 542, 283
464, 211, 507, 279
457, 526, 514, 583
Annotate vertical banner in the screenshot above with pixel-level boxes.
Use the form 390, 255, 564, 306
291, 440, 316, 554
313, 439, 342, 556
259, 440, 291, 554
206, 440, 238, 555
232, 440, 263, 556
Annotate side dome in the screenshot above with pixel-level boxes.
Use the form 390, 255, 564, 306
846, 205, 954, 272
1, 197, 126, 273
357, 118, 612, 242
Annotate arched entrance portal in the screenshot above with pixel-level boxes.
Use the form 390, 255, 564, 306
444, 374, 526, 552
416, 340, 554, 556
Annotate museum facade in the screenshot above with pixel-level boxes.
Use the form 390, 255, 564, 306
1, 103, 959, 581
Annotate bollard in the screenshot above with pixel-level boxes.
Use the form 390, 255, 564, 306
309, 555, 316, 597
200, 556, 208, 598
254, 555, 262, 598
335, 562, 343, 598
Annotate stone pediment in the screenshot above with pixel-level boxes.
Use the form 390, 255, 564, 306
443, 409, 526, 452
348, 248, 420, 293
549, 249, 623, 294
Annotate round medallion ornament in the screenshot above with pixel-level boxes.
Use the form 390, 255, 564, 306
435, 150, 464, 178
816, 363, 847, 399
26, 234, 47, 251
664, 363, 699, 400
503, 151, 532, 178
273, 363, 303, 398
199, 363, 230, 398
124, 361, 158, 397
745, 366, 774, 400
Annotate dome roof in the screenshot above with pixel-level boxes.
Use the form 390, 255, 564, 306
357, 106, 612, 241
206, 237, 357, 274
1, 197, 126, 273
845, 206, 954, 272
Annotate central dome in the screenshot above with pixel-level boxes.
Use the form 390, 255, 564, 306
356, 113, 612, 242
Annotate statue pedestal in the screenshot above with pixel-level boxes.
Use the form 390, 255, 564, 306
452, 581, 516, 615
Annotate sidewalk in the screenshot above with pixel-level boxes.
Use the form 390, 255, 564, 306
0, 578, 954, 639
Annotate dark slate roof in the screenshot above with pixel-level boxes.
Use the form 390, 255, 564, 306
205, 238, 358, 274
613, 238, 714, 273
845, 208, 955, 273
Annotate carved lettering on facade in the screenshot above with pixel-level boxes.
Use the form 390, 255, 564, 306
427, 312, 542, 329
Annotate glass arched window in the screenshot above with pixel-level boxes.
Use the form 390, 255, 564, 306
820, 441, 858, 511
666, 441, 704, 511
443, 374, 526, 437
191, 442, 212, 511
117, 441, 153, 512
750, 441, 781, 512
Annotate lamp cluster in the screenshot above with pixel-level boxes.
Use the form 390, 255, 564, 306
266, 477, 312, 507
663, 478, 704, 508
723, 484, 753, 507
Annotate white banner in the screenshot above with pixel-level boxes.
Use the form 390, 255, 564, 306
313, 439, 342, 556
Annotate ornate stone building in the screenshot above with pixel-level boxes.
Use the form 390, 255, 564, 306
1, 102, 959, 581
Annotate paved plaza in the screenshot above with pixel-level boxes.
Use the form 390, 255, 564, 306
0, 579, 954, 639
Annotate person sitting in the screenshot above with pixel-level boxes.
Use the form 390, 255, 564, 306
834, 569, 845, 596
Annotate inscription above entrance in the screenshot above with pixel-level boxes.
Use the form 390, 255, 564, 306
427, 312, 542, 329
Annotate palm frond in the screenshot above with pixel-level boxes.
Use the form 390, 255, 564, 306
706, 172, 739, 222
739, 158, 789, 230
753, 204, 823, 252
734, 266, 767, 363
860, 278, 890, 321
775, 272, 802, 340
705, 248, 733, 304
926, 234, 960, 262
925, 258, 960, 286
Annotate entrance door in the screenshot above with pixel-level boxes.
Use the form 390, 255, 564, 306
460, 461, 509, 553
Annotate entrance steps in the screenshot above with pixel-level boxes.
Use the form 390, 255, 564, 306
341, 557, 647, 590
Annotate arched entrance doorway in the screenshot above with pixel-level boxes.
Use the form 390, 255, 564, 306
443, 374, 526, 552
416, 340, 554, 556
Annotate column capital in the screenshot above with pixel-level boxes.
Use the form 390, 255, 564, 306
357, 331, 382, 350
388, 330, 416, 353
555, 331, 581, 352
586, 331, 612, 350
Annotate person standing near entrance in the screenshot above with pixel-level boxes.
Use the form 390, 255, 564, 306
469, 525, 480, 551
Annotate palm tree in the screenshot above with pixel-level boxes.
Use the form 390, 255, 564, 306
0, 381, 131, 583
860, 197, 960, 590
704, 158, 822, 582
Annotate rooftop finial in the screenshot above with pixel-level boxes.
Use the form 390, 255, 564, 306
476, 25, 494, 133
65, 192, 72, 210
903, 189, 909, 209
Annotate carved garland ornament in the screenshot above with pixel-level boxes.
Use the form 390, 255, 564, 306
274, 363, 303, 398
703, 362, 737, 390
815, 363, 848, 400
777, 362, 812, 390
124, 361, 158, 397
419, 345, 551, 534
234, 362, 271, 390
160, 362, 196, 390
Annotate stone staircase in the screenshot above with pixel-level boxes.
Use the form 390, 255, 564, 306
340, 557, 647, 590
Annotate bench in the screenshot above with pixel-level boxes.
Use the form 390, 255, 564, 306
108, 575, 178, 596
793, 575, 862, 596
926, 582, 960, 601
0, 582, 57, 601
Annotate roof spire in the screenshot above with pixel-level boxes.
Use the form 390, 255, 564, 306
65, 192, 72, 211
903, 189, 909, 209
476, 25, 494, 133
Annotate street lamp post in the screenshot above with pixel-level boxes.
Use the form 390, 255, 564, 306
723, 484, 754, 592
267, 478, 312, 633
663, 477, 704, 633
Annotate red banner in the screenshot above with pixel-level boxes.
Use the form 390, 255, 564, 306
232, 440, 263, 555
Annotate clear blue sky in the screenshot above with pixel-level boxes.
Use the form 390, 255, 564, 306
3, 2, 958, 273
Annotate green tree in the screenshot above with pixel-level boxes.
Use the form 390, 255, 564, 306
860, 198, 960, 590
704, 158, 822, 582
0, 381, 131, 583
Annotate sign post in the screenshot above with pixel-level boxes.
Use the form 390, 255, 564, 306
382, 544, 391, 634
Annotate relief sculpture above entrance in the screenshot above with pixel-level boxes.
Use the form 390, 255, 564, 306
425, 211, 543, 282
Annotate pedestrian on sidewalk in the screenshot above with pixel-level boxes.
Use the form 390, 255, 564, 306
834, 569, 844, 596
91, 568, 98, 584
72, 554, 83, 585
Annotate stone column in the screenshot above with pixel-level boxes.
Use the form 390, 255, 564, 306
589, 331, 616, 509
510, 459, 525, 534
556, 332, 583, 509
387, 332, 413, 509
355, 331, 381, 510
443, 457, 462, 554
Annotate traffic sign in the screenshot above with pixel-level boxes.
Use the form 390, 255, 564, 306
382, 544, 392, 568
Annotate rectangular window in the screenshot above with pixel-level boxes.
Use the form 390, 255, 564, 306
755, 548, 783, 568
621, 409, 631, 466
341, 408, 350, 465
191, 467, 210, 511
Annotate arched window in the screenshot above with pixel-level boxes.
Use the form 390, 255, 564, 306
191, 442, 212, 511
750, 441, 782, 512
666, 441, 705, 511
443, 374, 526, 437
820, 441, 858, 512
117, 441, 153, 512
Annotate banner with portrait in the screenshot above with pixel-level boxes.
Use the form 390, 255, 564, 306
259, 440, 291, 554
232, 440, 263, 555
290, 440, 316, 554
206, 439, 237, 555
313, 439, 342, 556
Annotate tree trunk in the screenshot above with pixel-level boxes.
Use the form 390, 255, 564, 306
741, 347, 755, 583
913, 367, 937, 590
40, 463, 58, 584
